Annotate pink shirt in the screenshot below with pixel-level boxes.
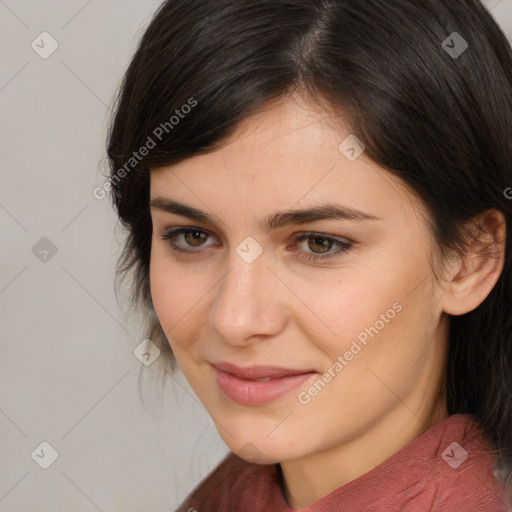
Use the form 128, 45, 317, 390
176, 414, 510, 511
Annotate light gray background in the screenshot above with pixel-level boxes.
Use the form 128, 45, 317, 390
1, 1, 511, 511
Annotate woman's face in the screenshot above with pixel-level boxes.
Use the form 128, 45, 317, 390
149, 94, 449, 464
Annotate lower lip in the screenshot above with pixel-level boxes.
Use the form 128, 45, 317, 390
213, 367, 316, 406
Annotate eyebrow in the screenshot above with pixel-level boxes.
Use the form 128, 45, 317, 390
149, 197, 382, 231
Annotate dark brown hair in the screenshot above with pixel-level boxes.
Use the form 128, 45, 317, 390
106, 0, 512, 494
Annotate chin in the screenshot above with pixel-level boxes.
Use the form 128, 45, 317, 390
214, 420, 307, 465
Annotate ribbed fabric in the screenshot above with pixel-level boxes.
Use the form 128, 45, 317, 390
176, 414, 510, 511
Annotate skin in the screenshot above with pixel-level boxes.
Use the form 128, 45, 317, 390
148, 93, 505, 508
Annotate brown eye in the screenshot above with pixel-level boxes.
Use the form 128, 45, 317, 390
295, 232, 353, 262
183, 230, 208, 247
307, 235, 333, 254
160, 227, 215, 253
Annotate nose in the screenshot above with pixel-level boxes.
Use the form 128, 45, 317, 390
208, 247, 288, 346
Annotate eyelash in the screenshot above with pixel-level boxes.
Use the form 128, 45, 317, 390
159, 227, 353, 262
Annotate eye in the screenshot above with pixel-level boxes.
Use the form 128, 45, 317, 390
160, 227, 216, 253
294, 233, 353, 262
159, 227, 353, 261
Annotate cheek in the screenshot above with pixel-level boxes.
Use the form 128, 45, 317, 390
149, 256, 192, 338
149, 253, 215, 359
287, 266, 407, 350
289, 250, 430, 374
325, 282, 437, 402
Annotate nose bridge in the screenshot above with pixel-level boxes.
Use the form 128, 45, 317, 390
209, 244, 285, 342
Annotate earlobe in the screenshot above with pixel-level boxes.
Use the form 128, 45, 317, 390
442, 209, 506, 316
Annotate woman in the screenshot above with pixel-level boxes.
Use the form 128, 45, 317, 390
106, 0, 512, 509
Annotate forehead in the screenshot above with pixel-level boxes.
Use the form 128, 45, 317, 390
149, 94, 426, 231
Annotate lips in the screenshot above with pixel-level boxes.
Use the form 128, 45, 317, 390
212, 361, 317, 406
212, 361, 313, 380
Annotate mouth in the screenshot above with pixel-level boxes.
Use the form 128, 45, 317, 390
211, 361, 317, 406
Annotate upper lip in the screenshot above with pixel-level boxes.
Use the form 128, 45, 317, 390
211, 361, 315, 380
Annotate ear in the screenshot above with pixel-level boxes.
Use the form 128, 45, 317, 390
442, 208, 506, 316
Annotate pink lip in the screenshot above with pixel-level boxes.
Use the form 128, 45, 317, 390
212, 362, 317, 406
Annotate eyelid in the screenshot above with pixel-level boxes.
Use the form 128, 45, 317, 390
159, 226, 354, 261
160, 226, 219, 250
159, 227, 351, 246
293, 232, 353, 261
295, 231, 353, 245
